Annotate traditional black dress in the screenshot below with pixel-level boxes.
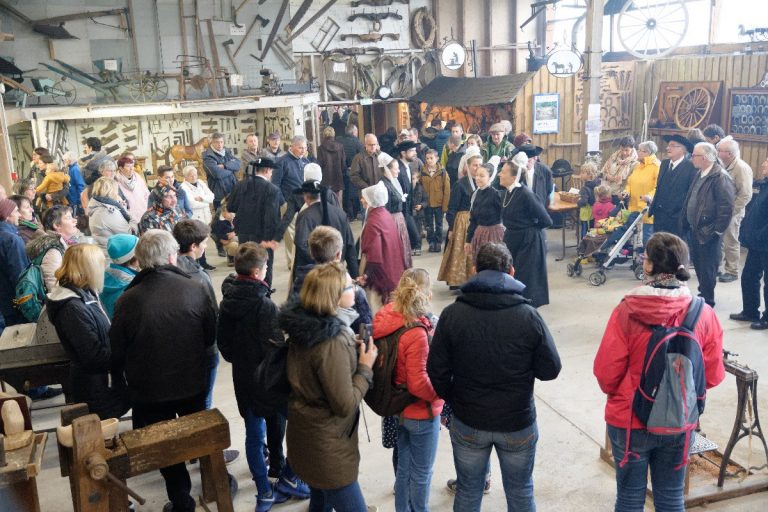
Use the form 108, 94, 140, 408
501, 185, 553, 307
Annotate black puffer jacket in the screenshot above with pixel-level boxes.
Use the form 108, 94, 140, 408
110, 265, 216, 404
218, 275, 285, 417
47, 285, 128, 419
427, 270, 561, 432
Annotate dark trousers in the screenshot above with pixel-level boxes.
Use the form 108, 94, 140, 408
424, 207, 444, 245
342, 170, 360, 218
741, 249, 768, 320
132, 394, 206, 511
239, 235, 275, 286
412, 213, 424, 250
689, 234, 722, 307
265, 412, 286, 476
404, 210, 420, 250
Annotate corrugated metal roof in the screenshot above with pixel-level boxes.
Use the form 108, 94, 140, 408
410, 73, 535, 107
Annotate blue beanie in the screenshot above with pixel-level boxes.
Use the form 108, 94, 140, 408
107, 234, 138, 264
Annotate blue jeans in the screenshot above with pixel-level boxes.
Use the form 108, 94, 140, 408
205, 351, 219, 410
395, 416, 440, 512
243, 408, 271, 496
607, 424, 687, 512
642, 223, 654, 247
308, 481, 367, 512
451, 417, 538, 512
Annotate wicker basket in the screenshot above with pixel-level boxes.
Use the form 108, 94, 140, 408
558, 191, 580, 203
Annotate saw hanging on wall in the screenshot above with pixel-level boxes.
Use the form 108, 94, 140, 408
351, 0, 409, 6
0, 1, 130, 39
348, 10, 403, 32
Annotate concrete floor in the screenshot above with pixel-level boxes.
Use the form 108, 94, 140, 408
27, 221, 768, 511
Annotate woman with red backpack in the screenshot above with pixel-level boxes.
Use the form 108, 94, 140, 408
594, 232, 725, 511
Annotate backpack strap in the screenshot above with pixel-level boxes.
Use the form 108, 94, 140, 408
682, 296, 705, 332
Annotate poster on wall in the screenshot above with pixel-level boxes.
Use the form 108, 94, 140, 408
533, 94, 560, 134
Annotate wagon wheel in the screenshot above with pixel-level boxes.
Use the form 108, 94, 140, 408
617, 0, 688, 59
674, 87, 712, 129
151, 77, 169, 100
126, 76, 157, 103
50, 79, 77, 105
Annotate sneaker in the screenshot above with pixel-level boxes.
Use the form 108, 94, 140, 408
223, 449, 240, 465
275, 475, 311, 500
446, 478, 491, 495
751, 319, 768, 330
413, 248, 422, 256
256, 491, 275, 512
718, 273, 738, 283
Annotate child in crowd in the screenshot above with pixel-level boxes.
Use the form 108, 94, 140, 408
420, 149, 451, 253
465, 133, 482, 149
411, 170, 427, 256
218, 242, 310, 511
211, 199, 239, 265
576, 162, 600, 238
465, 163, 505, 264
592, 184, 615, 224
35, 162, 71, 210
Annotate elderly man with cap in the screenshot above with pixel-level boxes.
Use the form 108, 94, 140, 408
396, 139, 422, 252
359, 181, 406, 310
293, 170, 358, 279
101, 233, 140, 319
139, 180, 179, 234
648, 134, 698, 237
0, 198, 29, 332
261, 131, 287, 161
680, 142, 735, 308
481, 123, 514, 163
716, 138, 753, 283
227, 157, 284, 286
505, 143, 553, 209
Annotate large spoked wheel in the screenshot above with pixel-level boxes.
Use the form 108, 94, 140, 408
50, 79, 77, 105
674, 87, 712, 129
126, 76, 157, 103
617, 0, 688, 59
152, 78, 169, 100
589, 271, 607, 287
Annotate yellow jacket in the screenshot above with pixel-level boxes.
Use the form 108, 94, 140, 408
420, 166, 451, 211
624, 156, 659, 223
36, 171, 71, 207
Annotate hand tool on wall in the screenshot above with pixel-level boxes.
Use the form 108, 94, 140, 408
234, 14, 270, 57
284, 0, 314, 37
281, 0, 337, 45
340, 32, 399, 43
231, 0, 251, 28
0, 1, 130, 39
221, 39, 240, 74
206, 19, 229, 95
351, 0, 408, 6
310, 17, 339, 52
256, 0, 290, 62
348, 10, 402, 32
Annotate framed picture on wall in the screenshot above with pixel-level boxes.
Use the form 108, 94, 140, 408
533, 93, 560, 134
727, 88, 768, 142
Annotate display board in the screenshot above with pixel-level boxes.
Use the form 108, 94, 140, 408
648, 81, 724, 135
727, 88, 768, 142
574, 61, 634, 132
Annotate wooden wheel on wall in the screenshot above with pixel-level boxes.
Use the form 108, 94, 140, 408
674, 87, 712, 129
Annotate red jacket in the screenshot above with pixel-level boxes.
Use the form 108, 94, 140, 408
594, 286, 725, 430
373, 304, 444, 419
592, 198, 614, 222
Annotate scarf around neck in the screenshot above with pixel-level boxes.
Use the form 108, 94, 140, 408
117, 171, 137, 191
92, 194, 132, 222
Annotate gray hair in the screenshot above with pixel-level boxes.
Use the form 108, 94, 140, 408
182, 165, 198, 178
62, 150, 78, 162
98, 159, 117, 175
695, 142, 718, 163
638, 141, 657, 154
717, 138, 740, 158
291, 135, 307, 145
210, 132, 224, 141
136, 229, 179, 268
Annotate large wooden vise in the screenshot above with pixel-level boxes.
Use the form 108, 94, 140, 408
58, 405, 234, 512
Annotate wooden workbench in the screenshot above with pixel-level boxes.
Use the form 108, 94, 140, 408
0, 432, 47, 512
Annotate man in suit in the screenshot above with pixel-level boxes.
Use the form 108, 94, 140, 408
396, 140, 421, 253
648, 134, 697, 236
680, 142, 735, 307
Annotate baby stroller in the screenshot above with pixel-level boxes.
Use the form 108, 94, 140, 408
567, 205, 648, 286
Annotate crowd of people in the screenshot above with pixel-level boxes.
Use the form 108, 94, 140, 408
0, 114, 765, 512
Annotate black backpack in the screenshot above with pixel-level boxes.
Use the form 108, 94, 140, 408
364, 324, 425, 417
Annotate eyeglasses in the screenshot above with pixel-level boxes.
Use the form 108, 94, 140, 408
343, 284, 357, 292
691, 153, 705, 158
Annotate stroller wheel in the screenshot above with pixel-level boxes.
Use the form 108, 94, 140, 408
634, 265, 644, 281
567, 263, 575, 277
589, 271, 606, 286
575, 264, 582, 276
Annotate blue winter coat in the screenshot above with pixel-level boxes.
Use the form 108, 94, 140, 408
100, 263, 138, 319
202, 149, 241, 202
0, 222, 29, 327
67, 162, 86, 208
